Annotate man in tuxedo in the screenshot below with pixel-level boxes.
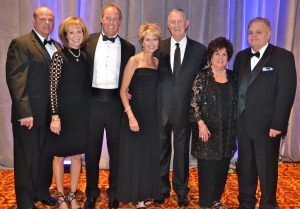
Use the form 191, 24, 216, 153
234, 17, 297, 209
84, 3, 135, 209
6, 7, 61, 209
156, 9, 206, 207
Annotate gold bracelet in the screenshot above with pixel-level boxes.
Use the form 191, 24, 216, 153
124, 106, 131, 112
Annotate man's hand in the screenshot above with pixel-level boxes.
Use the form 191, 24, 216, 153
269, 129, 281, 138
19, 117, 34, 130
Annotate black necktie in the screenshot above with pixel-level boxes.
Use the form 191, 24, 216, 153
173, 43, 181, 76
250, 51, 260, 58
103, 34, 117, 43
43, 39, 53, 46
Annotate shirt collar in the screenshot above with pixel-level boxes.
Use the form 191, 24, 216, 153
171, 35, 187, 47
251, 42, 268, 58
101, 31, 119, 39
33, 28, 51, 43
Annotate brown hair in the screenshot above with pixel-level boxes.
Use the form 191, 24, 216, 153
101, 3, 122, 20
139, 23, 162, 43
58, 16, 89, 48
207, 36, 233, 62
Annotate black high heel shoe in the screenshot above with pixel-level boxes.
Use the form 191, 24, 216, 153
67, 190, 81, 209
57, 192, 68, 209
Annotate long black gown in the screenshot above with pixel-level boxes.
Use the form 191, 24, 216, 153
49, 48, 89, 157
117, 68, 161, 203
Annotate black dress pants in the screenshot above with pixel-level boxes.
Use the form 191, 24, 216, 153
159, 123, 191, 196
12, 124, 48, 209
197, 157, 231, 207
85, 95, 122, 199
237, 114, 280, 209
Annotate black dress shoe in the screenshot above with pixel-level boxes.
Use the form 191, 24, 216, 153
37, 196, 58, 206
154, 193, 170, 205
108, 198, 119, 209
177, 195, 188, 207
84, 197, 97, 209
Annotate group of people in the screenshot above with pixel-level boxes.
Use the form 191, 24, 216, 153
5, 2, 296, 209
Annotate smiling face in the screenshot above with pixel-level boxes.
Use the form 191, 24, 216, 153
101, 6, 122, 37
167, 10, 189, 42
248, 21, 271, 52
142, 32, 159, 54
210, 48, 228, 70
66, 25, 83, 49
33, 7, 54, 38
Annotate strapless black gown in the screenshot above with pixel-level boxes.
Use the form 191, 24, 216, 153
116, 68, 161, 203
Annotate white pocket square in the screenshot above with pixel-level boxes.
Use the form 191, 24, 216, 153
262, 67, 274, 72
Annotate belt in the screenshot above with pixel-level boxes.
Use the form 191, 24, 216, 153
91, 88, 119, 101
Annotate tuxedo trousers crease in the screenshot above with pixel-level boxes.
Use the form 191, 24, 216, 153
12, 124, 46, 208
85, 97, 122, 199
237, 113, 280, 209
159, 123, 191, 196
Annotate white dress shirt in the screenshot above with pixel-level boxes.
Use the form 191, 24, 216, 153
250, 43, 268, 70
170, 36, 187, 72
33, 28, 57, 58
92, 33, 121, 89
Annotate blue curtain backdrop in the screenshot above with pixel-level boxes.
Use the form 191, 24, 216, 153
0, 0, 299, 168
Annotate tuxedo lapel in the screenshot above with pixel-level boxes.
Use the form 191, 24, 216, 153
30, 32, 52, 66
248, 44, 274, 87
181, 38, 192, 73
88, 33, 101, 67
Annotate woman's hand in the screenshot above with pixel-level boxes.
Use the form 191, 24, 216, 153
50, 115, 61, 135
128, 116, 140, 132
198, 120, 211, 142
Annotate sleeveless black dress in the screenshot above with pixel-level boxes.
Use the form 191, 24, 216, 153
49, 48, 89, 157
117, 68, 161, 203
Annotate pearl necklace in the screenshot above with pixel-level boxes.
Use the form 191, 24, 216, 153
68, 48, 80, 62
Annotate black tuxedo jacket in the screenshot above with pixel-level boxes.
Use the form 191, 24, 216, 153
157, 37, 206, 129
6, 30, 61, 126
84, 33, 135, 89
234, 44, 297, 139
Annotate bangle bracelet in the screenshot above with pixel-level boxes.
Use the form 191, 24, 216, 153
124, 106, 131, 112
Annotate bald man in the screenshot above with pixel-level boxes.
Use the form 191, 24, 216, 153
6, 7, 61, 209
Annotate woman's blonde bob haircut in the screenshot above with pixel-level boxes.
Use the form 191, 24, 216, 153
58, 16, 89, 48
138, 23, 162, 43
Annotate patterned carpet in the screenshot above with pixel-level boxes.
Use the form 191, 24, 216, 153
0, 163, 299, 209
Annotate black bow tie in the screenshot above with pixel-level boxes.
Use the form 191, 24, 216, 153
250, 51, 260, 58
102, 34, 117, 43
43, 39, 53, 46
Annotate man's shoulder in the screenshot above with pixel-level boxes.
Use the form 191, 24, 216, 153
119, 36, 134, 48
12, 32, 34, 43
271, 44, 293, 56
235, 47, 251, 57
88, 32, 101, 41
187, 37, 206, 49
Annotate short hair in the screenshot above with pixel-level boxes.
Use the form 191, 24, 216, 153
207, 36, 233, 62
101, 3, 122, 20
33, 6, 54, 19
248, 17, 271, 30
139, 23, 162, 43
58, 16, 89, 48
168, 8, 187, 20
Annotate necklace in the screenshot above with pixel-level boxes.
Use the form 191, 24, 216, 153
68, 48, 80, 62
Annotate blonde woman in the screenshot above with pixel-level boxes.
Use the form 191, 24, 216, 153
117, 23, 162, 208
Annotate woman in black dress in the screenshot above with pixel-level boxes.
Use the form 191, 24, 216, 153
117, 23, 162, 208
190, 37, 237, 209
49, 17, 89, 209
